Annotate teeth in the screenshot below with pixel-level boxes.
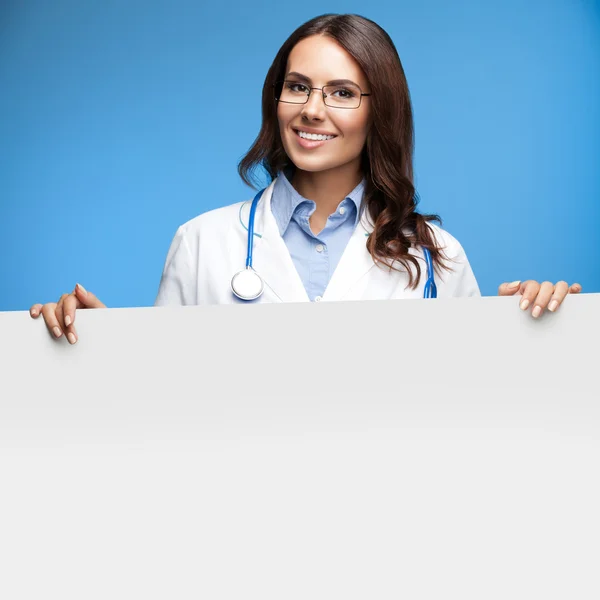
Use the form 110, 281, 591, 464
297, 130, 335, 141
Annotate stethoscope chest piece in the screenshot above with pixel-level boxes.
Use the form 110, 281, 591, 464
231, 267, 264, 301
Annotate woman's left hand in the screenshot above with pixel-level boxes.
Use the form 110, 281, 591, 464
497, 280, 582, 318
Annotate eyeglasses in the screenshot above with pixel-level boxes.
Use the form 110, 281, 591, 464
273, 80, 371, 109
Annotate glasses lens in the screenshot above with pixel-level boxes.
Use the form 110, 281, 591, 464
323, 84, 361, 108
276, 80, 310, 104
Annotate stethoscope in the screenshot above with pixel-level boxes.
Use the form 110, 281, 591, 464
230, 188, 437, 301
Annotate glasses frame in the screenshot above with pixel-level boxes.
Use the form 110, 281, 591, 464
273, 80, 371, 110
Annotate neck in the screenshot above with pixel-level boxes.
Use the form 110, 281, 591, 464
290, 161, 363, 217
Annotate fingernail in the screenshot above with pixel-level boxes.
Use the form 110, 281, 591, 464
509, 280, 521, 288
520, 298, 530, 310
548, 300, 558, 312
53, 327, 62, 338
76, 283, 87, 296
532, 306, 542, 318
31, 309, 37, 317
64, 315, 71, 327
67, 332, 76, 344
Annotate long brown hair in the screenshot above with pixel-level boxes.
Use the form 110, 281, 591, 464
238, 13, 450, 287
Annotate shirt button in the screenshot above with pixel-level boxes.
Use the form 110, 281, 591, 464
339, 207, 346, 215
315, 244, 324, 253
315, 296, 322, 302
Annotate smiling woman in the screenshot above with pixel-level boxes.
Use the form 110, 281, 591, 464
240, 20, 430, 277
30, 13, 581, 344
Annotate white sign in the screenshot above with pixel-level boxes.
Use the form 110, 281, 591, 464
1, 295, 599, 599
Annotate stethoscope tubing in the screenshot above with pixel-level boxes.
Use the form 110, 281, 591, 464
246, 189, 264, 269
236, 187, 437, 300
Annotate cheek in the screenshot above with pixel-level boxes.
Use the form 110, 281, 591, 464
277, 103, 298, 131
335, 110, 370, 141
276, 107, 285, 137
276, 107, 292, 152
276, 103, 290, 135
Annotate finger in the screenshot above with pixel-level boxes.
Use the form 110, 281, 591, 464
497, 280, 522, 296
547, 281, 570, 313
530, 281, 555, 318
569, 283, 582, 294
40, 303, 63, 339
75, 283, 106, 308
62, 292, 83, 328
54, 294, 69, 333
62, 294, 82, 344
519, 280, 541, 311
30, 303, 43, 318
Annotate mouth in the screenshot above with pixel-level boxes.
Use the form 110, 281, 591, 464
293, 128, 337, 142
292, 128, 338, 149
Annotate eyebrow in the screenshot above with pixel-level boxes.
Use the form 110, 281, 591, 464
285, 71, 361, 87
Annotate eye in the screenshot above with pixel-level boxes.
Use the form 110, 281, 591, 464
331, 87, 356, 99
286, 81, 309, 94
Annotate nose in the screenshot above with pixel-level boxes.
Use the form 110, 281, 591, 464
300, 89, 326, 121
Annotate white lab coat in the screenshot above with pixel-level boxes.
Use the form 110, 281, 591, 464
154, 179, 480, 306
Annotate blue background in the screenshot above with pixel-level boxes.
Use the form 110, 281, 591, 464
1, 0, 598, 311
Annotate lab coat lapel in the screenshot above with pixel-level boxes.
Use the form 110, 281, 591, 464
249, 181, 309, 303
322, 214, 376, 301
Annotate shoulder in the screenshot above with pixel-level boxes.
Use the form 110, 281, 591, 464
426, 223, 480, 296
175, 201, 246, 238
397, 221, 466, 258
160, 200, 250, 265
426, 223, 469, 260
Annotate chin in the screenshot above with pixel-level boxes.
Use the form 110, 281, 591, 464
289, 162, 331, 173
284, 152, 338, 173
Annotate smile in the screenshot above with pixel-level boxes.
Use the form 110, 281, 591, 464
294, 129, 336, 141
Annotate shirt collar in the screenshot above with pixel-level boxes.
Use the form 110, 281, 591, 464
271, 169, 366, 236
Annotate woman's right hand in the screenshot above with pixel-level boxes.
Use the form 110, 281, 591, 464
30, 283, 106, 344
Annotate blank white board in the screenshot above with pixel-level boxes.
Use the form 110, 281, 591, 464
0, 294, 598, 599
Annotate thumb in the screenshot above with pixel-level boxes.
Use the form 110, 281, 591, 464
497, 280, 522, 296
74, 283, 106, 308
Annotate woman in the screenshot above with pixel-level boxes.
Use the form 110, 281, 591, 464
30, 14, 581, 344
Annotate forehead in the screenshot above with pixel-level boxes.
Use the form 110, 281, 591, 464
286, 35, 367, 87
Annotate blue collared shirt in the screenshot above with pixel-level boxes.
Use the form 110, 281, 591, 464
270, 172, 365, 302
